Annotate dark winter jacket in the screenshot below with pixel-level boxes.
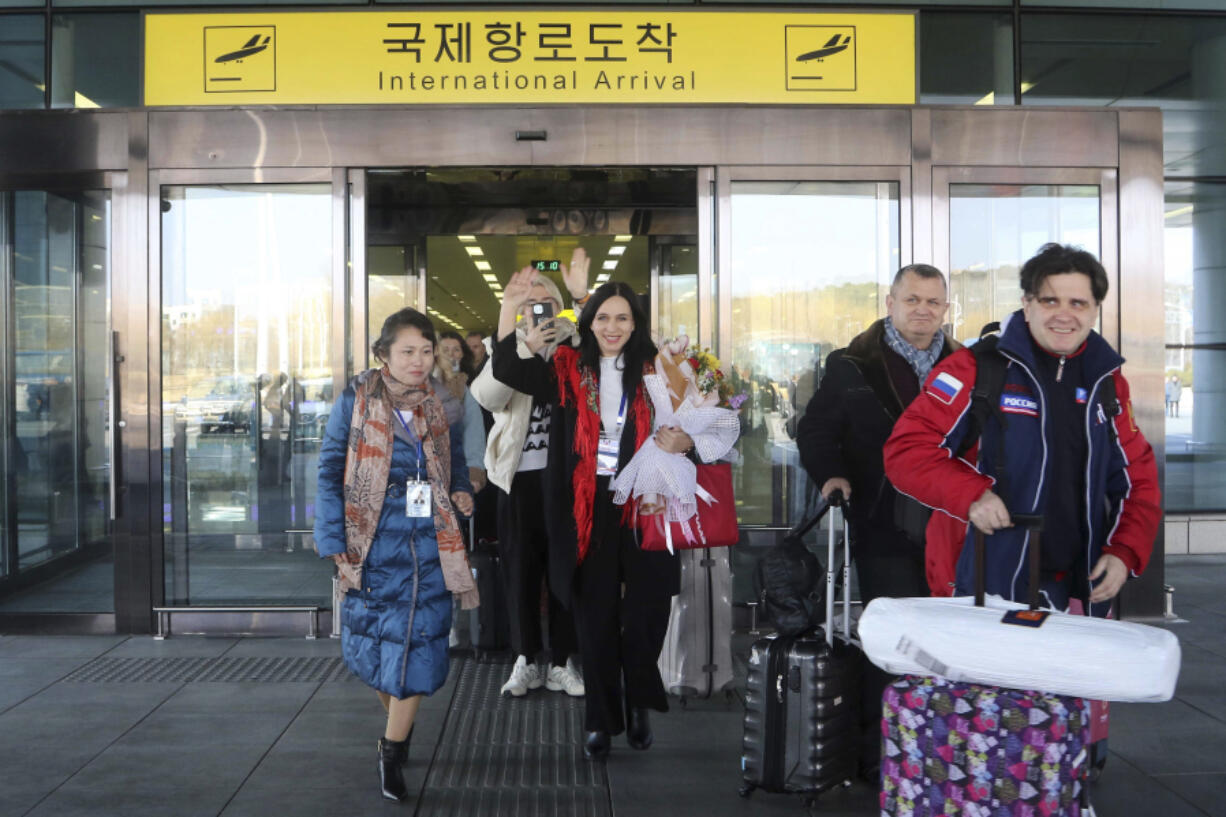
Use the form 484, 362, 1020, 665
883, 310, 1161, 615
796, 318, 959, 557
314, 382, 472, 698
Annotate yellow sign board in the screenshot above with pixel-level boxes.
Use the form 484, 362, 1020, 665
145, 10, 915, 106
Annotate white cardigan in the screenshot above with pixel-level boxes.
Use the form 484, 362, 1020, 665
469, 336, 571, 493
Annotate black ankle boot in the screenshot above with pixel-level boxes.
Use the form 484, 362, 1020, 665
378, 737, 408, 801
627, 708, 653, 750
583, 730, 611, 761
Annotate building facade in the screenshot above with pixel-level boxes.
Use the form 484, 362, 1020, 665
1, 0, 1218, 633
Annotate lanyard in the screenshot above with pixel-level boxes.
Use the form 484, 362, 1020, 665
604, 392, 628, 438
393, 409, 425, 481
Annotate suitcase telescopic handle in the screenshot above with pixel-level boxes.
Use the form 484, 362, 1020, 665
825, 491, 850, 648
973, 512, 1044, 610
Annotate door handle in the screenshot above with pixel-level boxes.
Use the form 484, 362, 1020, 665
109, 330, 122, 521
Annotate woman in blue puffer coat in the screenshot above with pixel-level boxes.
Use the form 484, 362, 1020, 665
315, 308, 477, 802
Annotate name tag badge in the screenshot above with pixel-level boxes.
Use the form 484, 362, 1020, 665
596, 435, 620, 477
405, 480, 433, 518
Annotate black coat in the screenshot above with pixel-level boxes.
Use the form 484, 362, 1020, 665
490, 333, 678, 608
796, 319, 959, 558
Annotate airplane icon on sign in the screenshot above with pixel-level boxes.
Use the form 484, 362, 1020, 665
796, 34, 851, 62
215, 34, 270, 63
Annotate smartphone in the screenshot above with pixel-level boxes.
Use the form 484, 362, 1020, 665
531, 302, 554, 326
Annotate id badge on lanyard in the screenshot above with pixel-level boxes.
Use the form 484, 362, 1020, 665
596, 393, 627, 478
395, 410, 434, 519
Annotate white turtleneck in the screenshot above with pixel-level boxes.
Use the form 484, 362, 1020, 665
599, 355, 626, 439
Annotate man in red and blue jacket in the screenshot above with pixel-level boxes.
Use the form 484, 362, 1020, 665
883, 244, 1160, 617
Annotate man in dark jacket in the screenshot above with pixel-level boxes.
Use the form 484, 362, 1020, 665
795, 262, 958, 777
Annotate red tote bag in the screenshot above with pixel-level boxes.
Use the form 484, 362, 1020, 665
638, 463, 739, 552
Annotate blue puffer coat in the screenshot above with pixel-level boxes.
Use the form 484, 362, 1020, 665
314, 383, 472, 699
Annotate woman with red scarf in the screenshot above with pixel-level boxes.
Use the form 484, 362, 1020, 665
492, 268, 695, 761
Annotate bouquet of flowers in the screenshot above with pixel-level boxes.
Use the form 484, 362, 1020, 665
610, 336, 744, 552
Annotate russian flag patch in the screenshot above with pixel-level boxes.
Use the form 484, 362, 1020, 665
928, 372, 963, 405
1076, 387, 1088, 404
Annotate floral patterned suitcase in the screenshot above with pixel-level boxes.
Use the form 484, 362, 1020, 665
880, 675, 1091, 817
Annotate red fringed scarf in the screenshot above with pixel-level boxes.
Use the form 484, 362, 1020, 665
553, 346, 652, 563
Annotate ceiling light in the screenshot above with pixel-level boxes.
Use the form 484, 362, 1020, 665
596, 273, 611, 283
482, 274, 498, 282
474, 261, 492, 271
458, 235, 476, 242
608, 246, 626, 256
465, 247, 484, 257
613, 235, 632, 242
602, 260, 618, 270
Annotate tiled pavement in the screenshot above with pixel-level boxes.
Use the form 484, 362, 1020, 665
1, 554, 1224, 817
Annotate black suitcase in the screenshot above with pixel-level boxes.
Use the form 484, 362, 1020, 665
467, 518, 510, 661
740, 495, 862, 803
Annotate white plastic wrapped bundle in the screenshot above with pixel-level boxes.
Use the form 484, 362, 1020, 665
858, 595, 1181, 703
610, 371, 739, 528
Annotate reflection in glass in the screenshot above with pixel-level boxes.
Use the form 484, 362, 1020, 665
948, 184, 1099, 343
656, 242, 698, 343
728, 181, 900, 529
51, 14, 140, 108
366, 246, 419, 372
1019, 13, 1226, 175
920, 13, 1014, 105
0, 15, 45, 109
1, 190, 112, 612
161, 184, 332, 606
1164, 181, 1226, 512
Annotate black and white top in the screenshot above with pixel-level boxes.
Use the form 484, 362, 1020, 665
517, 398, 551, 472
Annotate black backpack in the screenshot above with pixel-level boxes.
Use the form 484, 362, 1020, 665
754, 506, 832, 637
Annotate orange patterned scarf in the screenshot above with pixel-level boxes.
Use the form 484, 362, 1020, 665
340, 367, 478, 609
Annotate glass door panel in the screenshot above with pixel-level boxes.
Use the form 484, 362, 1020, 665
726, 180, 901, 530
1, 188, 112, 613
947, 183, 1101, 342
655, 240, 698, 343
160, 183, 332, 606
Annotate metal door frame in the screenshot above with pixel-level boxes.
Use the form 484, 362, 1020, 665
0, 170, 124, 633
931, 165, 1120, 347
146, 167, 346, 633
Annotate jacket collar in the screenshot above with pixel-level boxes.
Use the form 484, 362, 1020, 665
996, 309, 1123, 382
844, 318, 960, 417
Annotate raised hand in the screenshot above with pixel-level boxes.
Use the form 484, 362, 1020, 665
562, 247, 591, 301
498, 266, 538, 341
502, 266, 538, 313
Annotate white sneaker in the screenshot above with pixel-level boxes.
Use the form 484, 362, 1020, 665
545, 658, 585, 697
500, 655, 543, 697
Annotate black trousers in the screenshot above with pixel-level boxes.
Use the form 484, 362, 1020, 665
572, 480, 679, 735
854, 542, 929, 772
498, 470, 578, 666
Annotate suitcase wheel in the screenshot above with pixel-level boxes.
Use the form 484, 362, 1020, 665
737, 784, 754, 798
803, 797, 816, 808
